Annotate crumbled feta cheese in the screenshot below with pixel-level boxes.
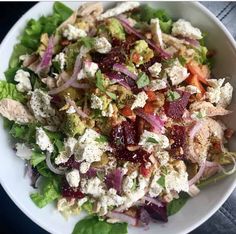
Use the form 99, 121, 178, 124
148, 173, 163, 197
185, 85, 201, 94
148, 79, 167, 91
94, 37, 112, 54
218, 82, 233, 108
98, 188, 125, 215
63, 24, 87, 41
15, 143, 32, 160
77, 197, 88, 207
139, 130, 169, 152
98, 2, 140, 20
80, 177, 105, 197
66, 106, 76, 114
55, 137, 77, 165
123, 176, 134, 194
102, 103, 114, 117
29, 89, 55, 121
172, 19, 202, 40
80, 161, 90, 174
205, 78, 233, 106
131, 91, 148, 110
83, 61, 99, 78
148, 62, 162, 78
66, 169, 80, 188
191, 110, 207, 120
74, 128, 109, 163
53, 52, 66, 70
36, 127, 54, 153
165, 169, 189, 193
14, 69, 32, 92
91, 94, 103, 110
150, 18, 163, 48
166, 59, 189, 86
155, 151, 170, 166
57, 197, 76, 212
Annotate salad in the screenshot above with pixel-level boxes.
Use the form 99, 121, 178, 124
1, 2, 235, 234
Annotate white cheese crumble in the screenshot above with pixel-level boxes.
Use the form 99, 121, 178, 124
148, 79, 167, 91
150, 18, 163, 48
36, 127, 54, 153
74, 128, 109, 163
29, 89, 55, 121
102, 103, 114, 117
206, 78, 233, 107
148, 173, 163, 198
165, 59, 189, 86
77, 197, 88, 207
66, 169, 80, 188
172, 19, 202, 40
53, 52, 66, 70
155, 151, 170, 166
55, 137, 77, 165
77, 61, 99, 80
79, 161, 90, 174
94, 37, 112, 54
15, 143, 32, 160
123, 176, 134, 195
91, 94, 103, 110
80, 177, 105, 198
14, 69, 32, 92
131, 91, 148, 110
63, 24, 87, 41
139, 130, 169, 152
185, 85, 201, 94
66, 106, 76, 114
148, 62, 162, 78
165, 169, 189, 193
98, 2, 140, 20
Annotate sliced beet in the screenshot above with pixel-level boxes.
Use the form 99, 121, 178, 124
170, 125, 186, 149
164, 90, 191, 119
138, 207, 151, 226
105, 168, 123, 194
144, 201, 168, 222
61, 178, 84, 199
59, 155, 81, 170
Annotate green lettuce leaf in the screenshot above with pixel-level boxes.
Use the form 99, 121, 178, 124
9, 123, 37, 143
30, 150, 46, 167
4, 66, 20, 83
72, 216, 128, 234
167, 192, 189, 216
30, 176, 61, 208
53, 1, 73, 22
36, 161, 54, 178
136, 72, 150, 88
0, 81, 26, 102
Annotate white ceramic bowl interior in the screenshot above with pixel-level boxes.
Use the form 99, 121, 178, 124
0, 2, 235, 234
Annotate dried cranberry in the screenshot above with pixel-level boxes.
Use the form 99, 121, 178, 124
135, 116, 145, 142
91, 47, 126, 73
112, 34, 138, 53
144, 201, 168, 222
61, 179, 84, 199
164, 90, 191, 119
105, 169, 123, 195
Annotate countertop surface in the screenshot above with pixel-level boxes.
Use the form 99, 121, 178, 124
0, 2, 236, 234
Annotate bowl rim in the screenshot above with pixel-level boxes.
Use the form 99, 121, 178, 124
0, 2, 235, 234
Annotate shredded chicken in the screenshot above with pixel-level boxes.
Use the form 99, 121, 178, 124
0, 99, 34, 124
78, 2, 103, 17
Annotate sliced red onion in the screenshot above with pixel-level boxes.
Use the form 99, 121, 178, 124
106, 72, 131, 90
106, 211, 138, 226
138, 207, 151, 227
135, 108, 164, 133
49, 53, 82, 95
188, 162, 206, 186
36, 36, 54, 75
71, 82, 90, 89
113, 64, 138, 80
188, 184, 200, 197
205, 161, 220, 168
143, 196, 164, 207
46, 153, 66, 175
189, 121, 203, 140
219, 156, 236, 175
177, 36, 200, 47
66, 98, 88, 118
116, 15, 171, 59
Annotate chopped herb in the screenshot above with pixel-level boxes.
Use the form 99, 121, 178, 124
146, 137, 159, 144
178, 56, 187, 66
166, 90, 181, 101
95, 135, 108, 143
79, 36, 95, 49
136, 72, 150, 88
106, 91, 117, 100
157, 175, 165, 187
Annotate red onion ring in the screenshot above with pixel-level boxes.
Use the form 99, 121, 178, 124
188, 162, 206, 186
71, 82, 90, 89
46, 153, 65, 175
113, 63, 138, 80
189, 121, 203, 140
66, 98, 88, 118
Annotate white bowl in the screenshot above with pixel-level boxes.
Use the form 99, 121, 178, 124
0, 2, 235, 234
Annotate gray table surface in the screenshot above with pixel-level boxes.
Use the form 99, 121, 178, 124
0, 2, 235, 234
